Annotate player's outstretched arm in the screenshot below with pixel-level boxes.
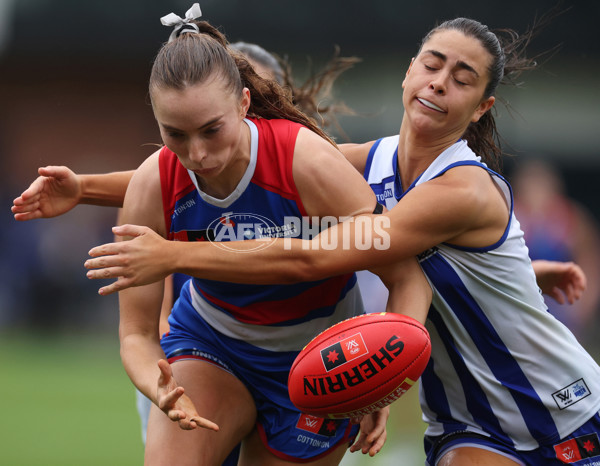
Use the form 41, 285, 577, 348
12, 166, 134, 221
12, 166, 82, 220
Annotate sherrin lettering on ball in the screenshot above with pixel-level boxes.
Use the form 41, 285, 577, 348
288, 313, 431, 419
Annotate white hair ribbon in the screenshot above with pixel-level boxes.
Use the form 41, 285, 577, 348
160, 3, 203, 42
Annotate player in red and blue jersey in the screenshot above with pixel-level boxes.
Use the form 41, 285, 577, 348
78, 8, 429, 466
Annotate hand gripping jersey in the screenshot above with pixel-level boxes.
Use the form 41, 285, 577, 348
364, 136, 600, 450
159, 118, 363, 352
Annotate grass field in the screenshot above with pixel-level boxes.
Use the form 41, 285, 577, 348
0, 330, 144, 466
0, 329, 426, 465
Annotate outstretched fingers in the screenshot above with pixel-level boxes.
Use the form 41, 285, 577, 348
12, 186, 42, 220
349, 408, 389, 456
85, 242, 130, 294
87, 241, 123, 260
189, 416, 220, 432
156, 359, 220, 432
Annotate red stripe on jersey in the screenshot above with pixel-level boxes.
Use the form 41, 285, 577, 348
159, 147, 196, 237
251, 119, 308, 217
195, 273, 354, 325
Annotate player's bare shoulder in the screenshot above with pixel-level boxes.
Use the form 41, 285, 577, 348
292, 129, 376, 218
338, 141, 377, 175
122, 148, 165, 234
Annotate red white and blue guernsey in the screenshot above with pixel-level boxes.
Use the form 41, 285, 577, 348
364, 135, 600, 463
159, 117, 361, 461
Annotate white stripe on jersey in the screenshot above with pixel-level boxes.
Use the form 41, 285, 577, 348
187, 119, 259, 208
365, 136, 397, 185
365, 137, 600, 450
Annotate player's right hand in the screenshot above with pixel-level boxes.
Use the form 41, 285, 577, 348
156, 359, 220, 432
12, 166, 81, 220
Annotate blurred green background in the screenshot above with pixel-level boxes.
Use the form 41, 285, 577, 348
0, 330, 426, 465
0, 331, 144, 465
1, 0, 599, 464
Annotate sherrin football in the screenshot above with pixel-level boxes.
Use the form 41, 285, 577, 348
288, 313, 431, 419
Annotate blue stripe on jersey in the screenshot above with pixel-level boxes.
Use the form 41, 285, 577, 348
426, 308, 514, 447
172, 182, 324, 309
390, 147, 402, 200
172, 183, 301, 232
421, 251, 561, 444
403, 160, 481, 195
420, 348, 470, 435
365, 138, 403, 205
363, 138, 383, 182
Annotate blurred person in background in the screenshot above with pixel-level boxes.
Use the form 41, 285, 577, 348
512, 158, 600, 342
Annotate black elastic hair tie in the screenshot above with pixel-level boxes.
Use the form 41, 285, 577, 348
373, 203, 384, 214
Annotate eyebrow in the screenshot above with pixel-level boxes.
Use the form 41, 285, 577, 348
423, 49, 480, 77
161, 116, 222, 132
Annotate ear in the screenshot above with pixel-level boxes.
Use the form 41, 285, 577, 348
402, 58, 415, 89
240, 87, 251, 118
471, 96, 495, 123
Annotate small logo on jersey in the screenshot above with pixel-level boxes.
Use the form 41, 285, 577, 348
321, 333, 368, 371
219, 215, 235, 227
375, 188, 394, 203
296, 414, 341, 437
552, 378, 591, 410
207, 212, 280, 252
554, 433, 600, 463
172, 198, 197, 219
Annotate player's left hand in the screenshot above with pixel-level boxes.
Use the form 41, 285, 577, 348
348, 406, 389, 456
532, 260, 587, 305
85, 224, 173, 295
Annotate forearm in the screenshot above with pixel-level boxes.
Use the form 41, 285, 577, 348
169, 216, 393, 284
88, 214, 405, 294
79, 170, 134, 207
170, 237, 323, 284
373, 260, 432, 325
120, 332, 166, 405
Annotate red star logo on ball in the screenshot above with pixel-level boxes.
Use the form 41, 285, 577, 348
327, 350, 339, 363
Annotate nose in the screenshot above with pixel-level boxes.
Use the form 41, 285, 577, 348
188, 138, 207, 164
429, 73, 448, 95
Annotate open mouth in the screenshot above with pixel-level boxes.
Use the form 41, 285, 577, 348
417, 97, 445, 113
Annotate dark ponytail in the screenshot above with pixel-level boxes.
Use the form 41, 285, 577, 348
421, 6, 564, 172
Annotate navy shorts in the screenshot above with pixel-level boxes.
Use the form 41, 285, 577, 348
160, 281, 358, 462
425, 412, 600, 465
